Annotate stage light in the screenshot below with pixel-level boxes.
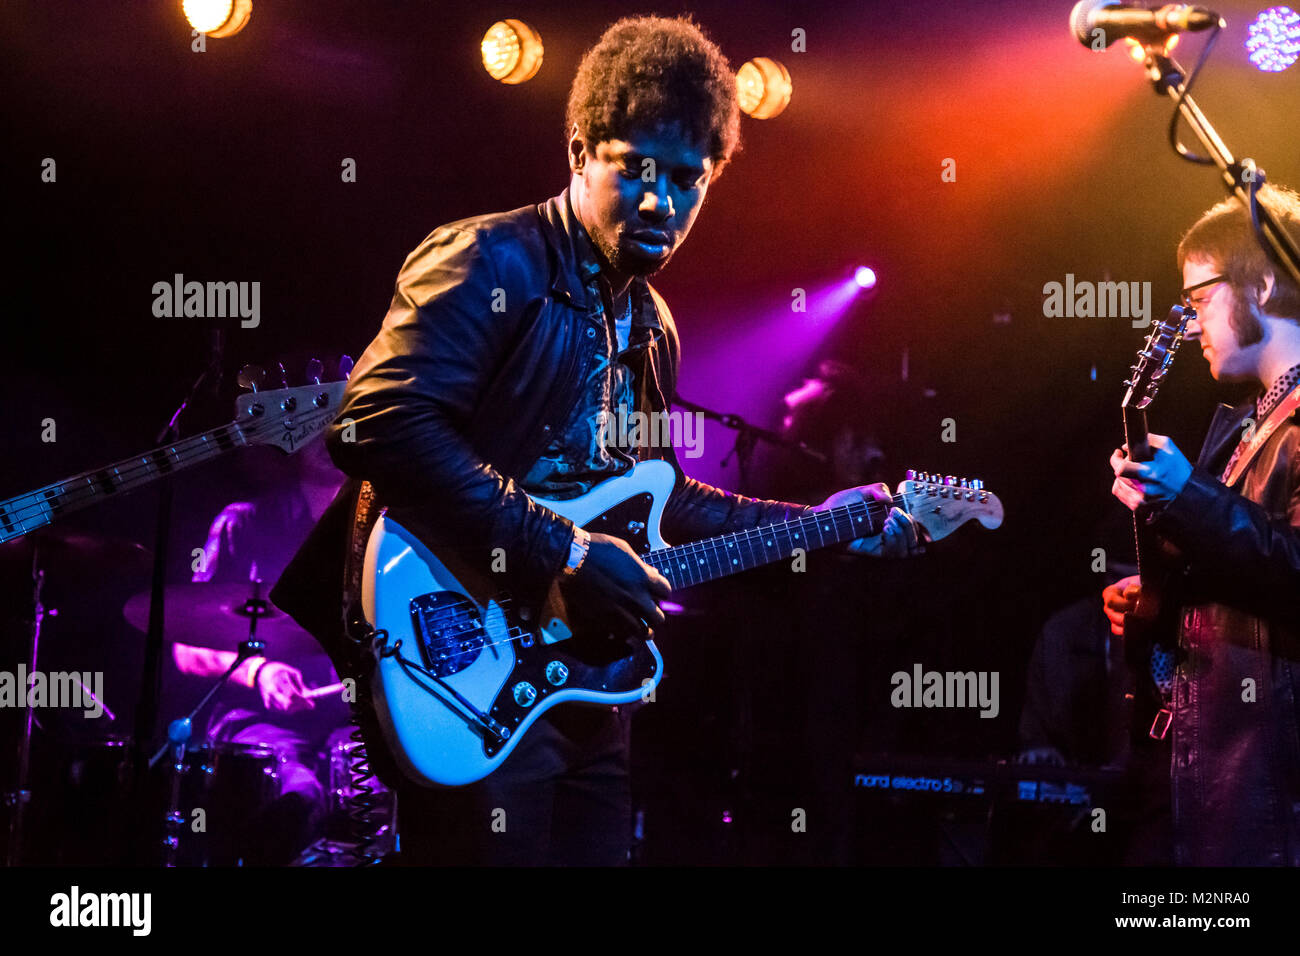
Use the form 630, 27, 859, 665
1247, 7, 1300, 72
736, 58, 792, 119
182, 0, 251, 38
481, 20, 544, 84
854, 266, 877, 290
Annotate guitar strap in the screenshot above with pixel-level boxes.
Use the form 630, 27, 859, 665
1221, 381, 1300, 487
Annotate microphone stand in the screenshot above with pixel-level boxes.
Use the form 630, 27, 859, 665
1141, 49, 1300, 287
672, 394, 826, 490
4, 552, 46, 865
128, 344, 222, 863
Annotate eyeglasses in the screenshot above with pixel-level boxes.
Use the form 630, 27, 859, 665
1180, 275, 1227, 310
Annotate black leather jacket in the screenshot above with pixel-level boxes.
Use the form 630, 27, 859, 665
1146, 400, 1300, 865
322, 187, 811, 603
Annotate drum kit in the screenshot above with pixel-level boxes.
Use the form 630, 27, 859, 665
1, 528, 392, 867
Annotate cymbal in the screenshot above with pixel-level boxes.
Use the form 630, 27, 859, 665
122, 582, 320, 656
0, 530, 152, 578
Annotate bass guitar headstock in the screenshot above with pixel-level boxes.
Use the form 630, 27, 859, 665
234, 356, 352, 455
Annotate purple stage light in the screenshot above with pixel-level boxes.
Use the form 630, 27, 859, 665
1247, 6, 1300, 72
854, 266, 877, 290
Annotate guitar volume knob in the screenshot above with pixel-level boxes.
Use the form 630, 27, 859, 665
512, 682, 538, 707
545, 661, 569, 686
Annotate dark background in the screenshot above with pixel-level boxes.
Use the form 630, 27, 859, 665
4, 0, 1299, 863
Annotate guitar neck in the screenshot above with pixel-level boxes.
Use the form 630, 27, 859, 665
1123, 404, 1152, 462
1121, 402, 1156, 583
644, 499, 889, 590
0, 420, 252, 544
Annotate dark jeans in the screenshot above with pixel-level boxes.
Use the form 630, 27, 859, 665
394, 705, 632, 866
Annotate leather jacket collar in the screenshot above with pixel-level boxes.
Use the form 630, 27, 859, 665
538, 188, 659, 338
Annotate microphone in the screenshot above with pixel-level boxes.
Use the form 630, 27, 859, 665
1069, 1, 1218, 49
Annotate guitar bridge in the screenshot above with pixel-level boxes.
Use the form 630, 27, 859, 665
409, 592, 486, 678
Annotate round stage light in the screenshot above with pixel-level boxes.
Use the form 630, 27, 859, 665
1247, 6, 1300, 72
182, 0, 251, 38
854, 266, 877, 290
736, 57, 793, 119
482, 19, 544, 84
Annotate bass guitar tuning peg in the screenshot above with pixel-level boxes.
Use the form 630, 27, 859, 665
338, 355, 355, 380
236, 364, 266, 393
305, 358, 324, 385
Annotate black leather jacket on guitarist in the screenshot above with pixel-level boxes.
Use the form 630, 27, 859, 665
322, 187, 811, 605
1143, 400, 1300, 865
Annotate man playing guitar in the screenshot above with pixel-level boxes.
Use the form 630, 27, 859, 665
1104, 185, 1300, 865
297, 15, 921, 865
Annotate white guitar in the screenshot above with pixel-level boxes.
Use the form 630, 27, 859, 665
362, 461, 1004, 787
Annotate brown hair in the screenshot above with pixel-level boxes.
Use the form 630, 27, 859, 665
1177, 185, 1300, 340
565, 15, 740, 181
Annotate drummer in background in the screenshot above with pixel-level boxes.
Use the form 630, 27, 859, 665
169, 438, 348, 864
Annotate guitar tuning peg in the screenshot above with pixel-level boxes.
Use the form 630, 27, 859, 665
905, 469, 917, 480
276, 362, 289, 389
236, 364, 266, 392
971, 478, 984, 491
338, 355, 355, 380
305, 358, 324, 385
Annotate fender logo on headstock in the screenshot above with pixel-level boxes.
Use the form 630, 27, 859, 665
281, 415, 329, 451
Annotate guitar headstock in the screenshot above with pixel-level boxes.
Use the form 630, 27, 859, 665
234, 358, 351, 455
896, 471, 1004, 543
1123, 305, 1193, 411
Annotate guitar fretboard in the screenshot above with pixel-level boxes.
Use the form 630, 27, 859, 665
0, 422, 251, 544
644, 498, 889, 589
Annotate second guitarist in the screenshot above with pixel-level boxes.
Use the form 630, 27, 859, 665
1105, 184, 1300, 866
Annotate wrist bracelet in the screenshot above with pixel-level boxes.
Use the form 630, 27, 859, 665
248, 657, 270, 689
562, 526, 590, 577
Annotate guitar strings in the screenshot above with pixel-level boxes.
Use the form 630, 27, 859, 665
417, 501, 893, 659
0, 411, 313, 534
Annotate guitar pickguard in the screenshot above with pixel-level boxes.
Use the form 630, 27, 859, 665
479, 490, 662, 754
479, 628, 659, 757
395, 489, 663, 759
